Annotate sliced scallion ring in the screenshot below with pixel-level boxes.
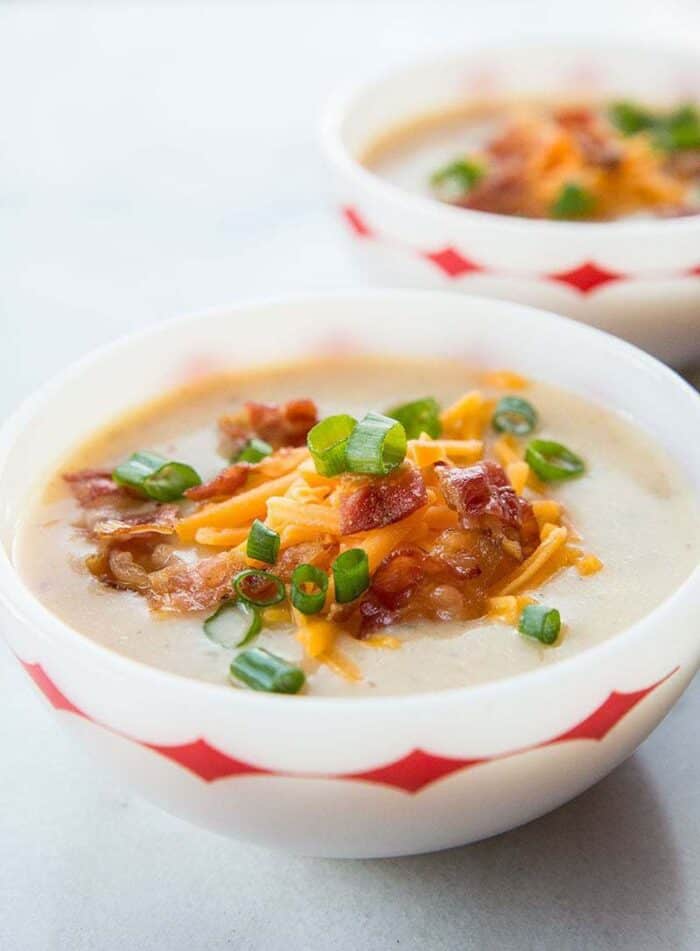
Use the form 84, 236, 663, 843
233, 569, 286, 606
233, 437, 272, 464
525, 439, 585, 482
246, 519, 280, 564
113, 450, 201, 501
307, 414, 356, 476
345, 412, 406, 475
518, 604, 561, 645
290, 564, 328, 615
204, 600, 262, 649
492, 396, 538, 436
332, 548, 370, 604
385, 397, 442, 439
230, 648, 305, 694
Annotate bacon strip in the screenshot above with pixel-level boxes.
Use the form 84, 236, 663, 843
219, 398, 318, 455
63, 468, 125, 507
339, 464, 428, 535
91, 505, 179, 539
184, 464, 249, 501
147, 549, 246, 613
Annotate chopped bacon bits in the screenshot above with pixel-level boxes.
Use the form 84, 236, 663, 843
184, 464, 249, 501
275, 540, 338, 582
91, 505, 179, 539
339, 464, 428, 535
63, 468, 124, 507
147, 550, 246, 613
437, 460, 519, 528
219, 398, 319, 456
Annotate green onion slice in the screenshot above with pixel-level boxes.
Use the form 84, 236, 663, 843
290, 564, 328, 615
113, 450, 201, 501
332, 548, 370, 604
307, 414, 356, 476
233, 569, 286, 606
654, 104, 700, 151
492, 396, 538, 436
204, 600, 262, 649
246, 519, 280, 564
430, 158, 485, 194
230, 648, 305, 694
525, 439, 585, 482
608, 101, 655, 136
551, 182, 596, 219
385, 397, 442, 439
345, 412, 407, 475
233, 437, 272, 464
518, 604, 561, 645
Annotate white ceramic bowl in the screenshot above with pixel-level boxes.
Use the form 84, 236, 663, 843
1, 291, 698, 858
321, 42, 700, 366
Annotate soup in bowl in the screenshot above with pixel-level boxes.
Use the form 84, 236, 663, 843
322, 43, 700, 364
0, 291, 698, 856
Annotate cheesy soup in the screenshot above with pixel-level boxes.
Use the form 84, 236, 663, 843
14, 357, 699, 697
365, 100, 700, 221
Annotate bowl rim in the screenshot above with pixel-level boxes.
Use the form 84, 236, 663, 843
320, 37, 700, 239
0, 288, 698, 711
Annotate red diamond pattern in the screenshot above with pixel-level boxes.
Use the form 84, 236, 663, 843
424, 247, 483, 278
548, 261, 625, 294
19, 660, 675, 794
342, 206, 372, 238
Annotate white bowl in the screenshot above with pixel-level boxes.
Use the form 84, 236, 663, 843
0, 291, 698, 858
321, 42, 700, 366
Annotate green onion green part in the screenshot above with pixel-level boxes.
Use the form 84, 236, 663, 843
233, 437, 272, 464
230, 648, 305, 694
345, 412, 407, 475
307, 414, 357, 476
233, 569, 286, 607
525, 439, 585, 482
332, 548, 370, 604
551, 183, 596, 220
204, 600, 262, 649
113, 450, 201, 502
492, 396, 538, 436
290, 564, 329, 615
385, 397, 442, 439
518, 604, 561, 645
654, 104, 700, 151
246, 519, 280, 564
430, 158, 485, 194
608, 101, 656, 136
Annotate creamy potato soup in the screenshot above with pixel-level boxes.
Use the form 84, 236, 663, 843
15, 357, 699, 697
365, 100, 700, 220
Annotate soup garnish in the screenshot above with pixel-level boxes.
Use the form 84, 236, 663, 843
58, 374, 604, 694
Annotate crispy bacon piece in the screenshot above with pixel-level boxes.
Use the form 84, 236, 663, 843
367, 547, 426, 611
184, 464, 249, 501
338, 464, 428, 535
554, 106, 622, 168
91, 505, 179, 539
147, 549, 246, 613
86, 538, 174, 591
63, 468, 125, 507
219, 398, 318, 456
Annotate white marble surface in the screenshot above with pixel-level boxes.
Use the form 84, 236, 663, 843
1, 2, 699, 948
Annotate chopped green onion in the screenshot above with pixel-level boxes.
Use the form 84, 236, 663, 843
654, 104, 700, 151
345, 412, 407, 475
233, 569, 286, 606
492, 396, 538, 436
551, 183, 596, 220
113, 450, 201, 501
525, 439, 585, 481
608, 101, 655, 136
233, 437, 272, 464
332, 548, 370, 604
385, 397, 442, 439
518, 604, 561, 645
290, 564, 328, 615
230, 648, 305, 694
307, 414, 356, 476
204, 600, 262, 649
246, 519, 280, 564
430, 158, 485, 193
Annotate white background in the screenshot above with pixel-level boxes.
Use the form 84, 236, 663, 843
1, 2, 699, 948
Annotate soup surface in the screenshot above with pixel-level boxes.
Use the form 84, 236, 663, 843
14, 357, 699, 697
365, 100, 700, 220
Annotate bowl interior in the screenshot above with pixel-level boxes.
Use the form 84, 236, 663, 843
338, 43, 700, 160
1, 292, 699, 568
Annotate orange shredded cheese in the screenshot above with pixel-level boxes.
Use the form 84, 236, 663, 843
577, 553, 603, 576
495, 526, 568, 596
482, 369, 529, 390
